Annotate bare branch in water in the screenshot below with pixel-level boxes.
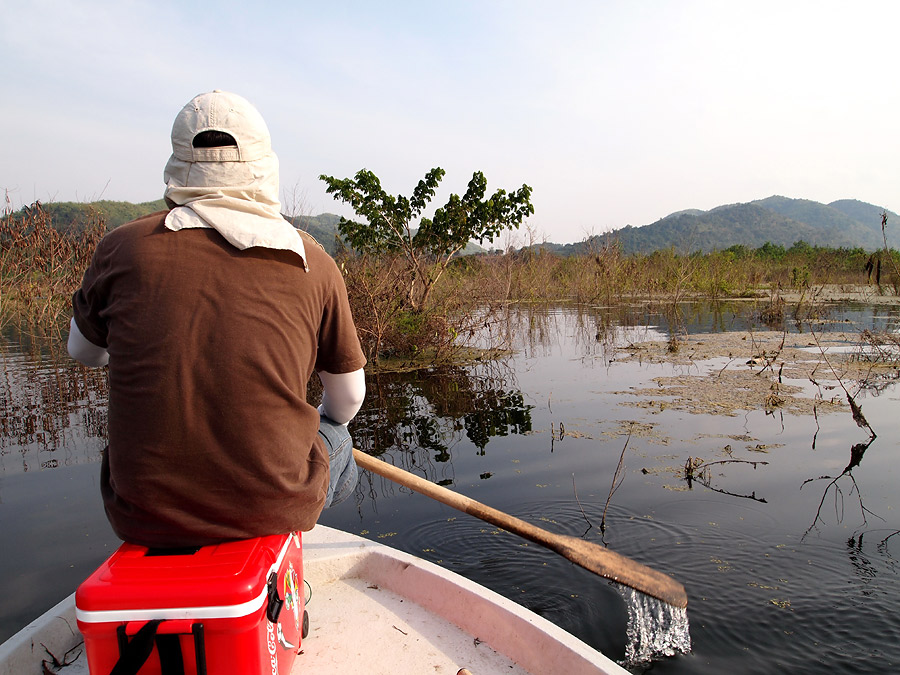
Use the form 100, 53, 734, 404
752, 329, 787, 378
601, 425, 632, 534
807, 325, 877, 438
880, 210, 900, 280
683, 457, 769, 503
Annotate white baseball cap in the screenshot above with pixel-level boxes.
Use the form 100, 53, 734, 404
170, 90, 272, 163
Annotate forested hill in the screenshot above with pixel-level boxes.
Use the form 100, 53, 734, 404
286, 213, 346, 253
547, 197, 900, 255
13, 199, 169, 230
6, 202, 485, 256
6, 200, 347, 255
9, 195, 899, 256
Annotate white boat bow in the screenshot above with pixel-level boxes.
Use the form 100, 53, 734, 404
0, 525, 628, 674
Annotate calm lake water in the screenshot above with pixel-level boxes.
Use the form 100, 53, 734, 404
2, 301, 899, 674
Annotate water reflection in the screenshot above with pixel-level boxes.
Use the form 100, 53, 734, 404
802, 436, 880, 539
3, 301, 900, 673
0, 330, 108, 475
351, 360, 533, 474
846, 533, 881, 589
505, 303, 669, 363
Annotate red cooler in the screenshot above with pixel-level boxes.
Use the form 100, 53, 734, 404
75, 533, 306, 675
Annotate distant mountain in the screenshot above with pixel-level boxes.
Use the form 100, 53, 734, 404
10, 195, 896, 257
827, 199, 895, 244
559, 196, 900, 255
661, 208, 706, 219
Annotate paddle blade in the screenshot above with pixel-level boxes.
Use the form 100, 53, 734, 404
552, 534, 688, 609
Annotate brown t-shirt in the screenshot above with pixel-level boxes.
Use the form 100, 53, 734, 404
72, 211, 366, 547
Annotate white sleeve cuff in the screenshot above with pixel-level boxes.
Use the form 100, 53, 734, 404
317, 368, 366, 425
67, 318, 109, 367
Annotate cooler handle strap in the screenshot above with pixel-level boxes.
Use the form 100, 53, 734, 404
155, 633, 185, 675
111, 619, 162, 675
112, 620, 206, 675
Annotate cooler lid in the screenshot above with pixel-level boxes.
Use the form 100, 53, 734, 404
75, 533, 298, 619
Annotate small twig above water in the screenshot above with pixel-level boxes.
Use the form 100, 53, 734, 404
716, 357, 736, 377
688, 458, 770, 472
811, 403, 820, 450
808, 326, 877, 438
601, 425, 632, 534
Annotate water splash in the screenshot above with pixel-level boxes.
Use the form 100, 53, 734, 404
617, 585, 691, 667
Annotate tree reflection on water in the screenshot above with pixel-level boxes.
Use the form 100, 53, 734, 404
0, 331, 108, 474
0, 326, 533, 484
350, 359, 532, 481
801, 436, 881, 539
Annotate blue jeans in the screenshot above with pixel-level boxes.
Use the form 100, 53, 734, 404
318, 415, 358, 508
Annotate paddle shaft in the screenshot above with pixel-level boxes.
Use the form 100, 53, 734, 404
352, 449, 688, 609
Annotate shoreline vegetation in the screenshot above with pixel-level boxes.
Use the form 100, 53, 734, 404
1, 201, 898, 366
1, 202, 898, 490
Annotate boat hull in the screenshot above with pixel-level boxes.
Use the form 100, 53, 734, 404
0, 525, 628, 674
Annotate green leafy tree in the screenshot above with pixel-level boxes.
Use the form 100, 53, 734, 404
756, 241, 786, 260
320, 168, 533, 311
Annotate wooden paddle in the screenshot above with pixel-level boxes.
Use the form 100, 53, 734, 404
352, 449, 688, 609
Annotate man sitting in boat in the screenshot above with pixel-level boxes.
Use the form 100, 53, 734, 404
66, 90, 367, 549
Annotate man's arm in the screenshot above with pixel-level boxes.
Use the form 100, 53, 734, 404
317, 368, 366, 424
67, 318, 109, 367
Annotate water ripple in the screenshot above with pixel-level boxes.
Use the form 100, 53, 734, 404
402, 497, 900, 673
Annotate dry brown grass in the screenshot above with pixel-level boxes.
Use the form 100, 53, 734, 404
1, 203, 106, 337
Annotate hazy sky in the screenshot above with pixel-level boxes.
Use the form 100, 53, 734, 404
3, 1, 898, 244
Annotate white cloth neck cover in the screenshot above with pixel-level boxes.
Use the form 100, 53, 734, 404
162, 92, 307, 269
